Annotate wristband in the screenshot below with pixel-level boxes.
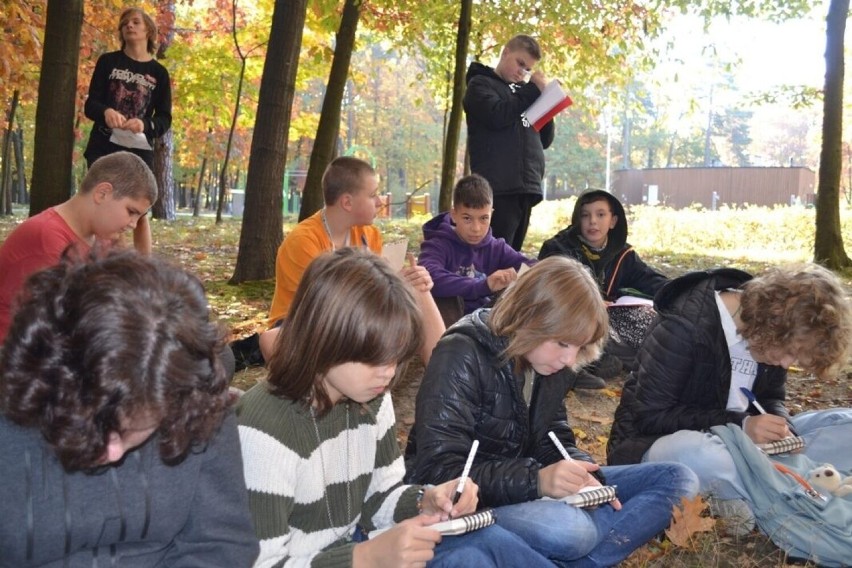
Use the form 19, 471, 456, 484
415, 484, 434, 513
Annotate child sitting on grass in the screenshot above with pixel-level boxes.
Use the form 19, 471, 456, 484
406, 256, 698, 566
419, 174, 534, 320
253, 156, 443, 366
237, 248, 553, 568
607, 264, 852, 536
0, 151, 156, 343
539, 190, 668, 387
0, 251, 258, 566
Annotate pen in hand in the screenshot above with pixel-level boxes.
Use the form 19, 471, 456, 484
739, 387, 799, 436
452, 440, 479, 508
548, 431, 574, 461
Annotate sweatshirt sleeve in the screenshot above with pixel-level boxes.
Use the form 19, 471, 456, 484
146, 62, 172, 139
84, 54, 112, 126
418, 238, 492, 301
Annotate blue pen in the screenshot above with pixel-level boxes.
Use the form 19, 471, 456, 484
739, 387, 799, 436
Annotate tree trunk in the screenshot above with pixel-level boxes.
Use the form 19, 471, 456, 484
1, 90, 19, 215
230, 0, 308, 283
438, 0, 472, 213
299, 0, 362, 221
151, 129, 176, 220
814, 0, 851, 268
13, 126, 27, 205
29, 0, 83, 216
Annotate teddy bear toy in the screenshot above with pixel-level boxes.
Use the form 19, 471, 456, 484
807, 464, 852, 497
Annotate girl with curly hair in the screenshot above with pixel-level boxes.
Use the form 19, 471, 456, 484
0, 251, 258, 566
607, 265, 852, 535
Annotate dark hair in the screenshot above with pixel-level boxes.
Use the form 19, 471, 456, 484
453, 174, 493, 209
81, 151, 158, 205
322, 156, 377, 205
571, 190, 614, 227
0, 250, 231, 471
505, 34, 541, 60
119, 7, 158, 55
267, 248, 422, 417
739, 264, 852, 378
490, 256, 607, 371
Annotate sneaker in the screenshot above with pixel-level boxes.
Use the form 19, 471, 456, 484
604, 340, 637, 372
569, 369, 606, 390
585, 353, 623, 380
708, 497, 755, 537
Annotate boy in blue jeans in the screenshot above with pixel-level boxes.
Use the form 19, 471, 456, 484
419, 174, 533, 319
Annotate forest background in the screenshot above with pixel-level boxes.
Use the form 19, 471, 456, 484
3, 0, 852, 282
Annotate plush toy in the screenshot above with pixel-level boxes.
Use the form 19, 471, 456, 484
807, 464, 852, 497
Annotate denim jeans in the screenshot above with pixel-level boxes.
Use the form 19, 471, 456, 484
643, 408, 852, 502
429, 523, 555, 568
354, 522, 554, 567
493, 462, 698, 568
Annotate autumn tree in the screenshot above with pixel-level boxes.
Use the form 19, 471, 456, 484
300, 0, 363, 221
814, 0, 851, 268
230, 0, 308, 283
29, 0, 83, 216
437, 0, 471, 213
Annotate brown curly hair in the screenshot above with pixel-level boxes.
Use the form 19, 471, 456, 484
0, 249, 231, 471
739, 264, 852, 378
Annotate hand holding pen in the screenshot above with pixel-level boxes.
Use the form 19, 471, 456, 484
739, 387, 797, 443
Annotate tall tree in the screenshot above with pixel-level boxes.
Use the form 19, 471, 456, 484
437, 0, 471, 212
814, 0, 851, 268
230, 0, 308, 283
300, 0, 363, 221
29, 0, 83, 216
216, 0, 266, 224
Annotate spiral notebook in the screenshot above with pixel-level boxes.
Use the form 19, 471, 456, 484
369, 509, 495, 538
562, 485, 618, 508
757, 435, 805, 455
428, 508, 496, 536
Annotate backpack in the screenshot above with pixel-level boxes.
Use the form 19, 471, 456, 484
712, 424, 852, 566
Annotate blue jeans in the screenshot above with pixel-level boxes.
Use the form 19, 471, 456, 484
493, 462, 698, 568
354, 523, 554, 567
429, 523, 555, 568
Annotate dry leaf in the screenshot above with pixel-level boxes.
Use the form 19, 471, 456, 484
665, 495, 715, 549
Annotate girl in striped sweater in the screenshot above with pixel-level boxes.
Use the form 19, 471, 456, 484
237, 248, 552, 568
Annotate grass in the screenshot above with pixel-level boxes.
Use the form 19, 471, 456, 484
1, 199, 847, 567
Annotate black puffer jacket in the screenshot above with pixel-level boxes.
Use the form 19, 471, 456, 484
463, 62, 555, 200
538, 190, 668, 301
404, 309, 599, 508
606, 269, 789, 465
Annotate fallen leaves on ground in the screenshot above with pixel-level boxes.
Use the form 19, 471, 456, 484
665, 496, 715, 549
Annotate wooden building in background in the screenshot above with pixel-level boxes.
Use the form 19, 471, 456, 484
612, 167, 816, 209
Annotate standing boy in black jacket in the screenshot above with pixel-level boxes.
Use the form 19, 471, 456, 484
464, 34, 555, 252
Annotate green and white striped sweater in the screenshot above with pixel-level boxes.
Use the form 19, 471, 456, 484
237, 384, 420, 568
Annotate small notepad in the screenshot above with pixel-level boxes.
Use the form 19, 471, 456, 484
757, 436, 805, 455
562, 485, 618, 508
428, 509, 496, 536
369, 509, 495, 539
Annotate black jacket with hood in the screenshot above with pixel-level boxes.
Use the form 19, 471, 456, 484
606, 269, 789, 465
463, 62, 555, 201
404, 309, 601, 508
538, 190, 667, 301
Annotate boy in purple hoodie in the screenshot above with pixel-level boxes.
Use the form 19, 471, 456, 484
419, 174, 534, 317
